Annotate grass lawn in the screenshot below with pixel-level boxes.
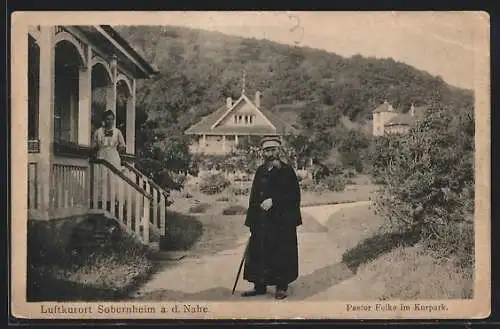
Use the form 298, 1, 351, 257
325, 202, 386, 252
328, 203, 474, 300
350, 246, 474, 300
166, 190, 248, 257
161, 206, 248, 257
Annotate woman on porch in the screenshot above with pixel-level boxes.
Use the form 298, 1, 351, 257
92, 110, 127, 213
92, 110, 126, 169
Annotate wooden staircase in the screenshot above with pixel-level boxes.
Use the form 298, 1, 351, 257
88, 159, 168, 246
40, 157, 168, 247
121, 161, 167, 238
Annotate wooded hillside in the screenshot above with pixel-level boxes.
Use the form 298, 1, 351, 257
115, 25, 474, 137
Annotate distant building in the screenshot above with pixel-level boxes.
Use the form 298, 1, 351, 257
184, 78, 296, 155
372, 101, 427, 136
372, 101, 398, 136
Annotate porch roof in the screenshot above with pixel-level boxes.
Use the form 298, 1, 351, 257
76, 25, 159, 79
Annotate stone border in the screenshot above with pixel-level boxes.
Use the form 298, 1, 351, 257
300, 199, 371, 208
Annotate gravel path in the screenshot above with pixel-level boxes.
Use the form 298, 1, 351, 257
128, 201, 371, 301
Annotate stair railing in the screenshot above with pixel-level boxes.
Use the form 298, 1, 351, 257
90, 158, 152, 244
121, 161, 167, 237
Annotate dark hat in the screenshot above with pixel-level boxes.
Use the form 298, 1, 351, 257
102, 110, 115, 119
260, 136, 282, 149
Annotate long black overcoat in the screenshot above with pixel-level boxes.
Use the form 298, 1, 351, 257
243, 160, 302, 286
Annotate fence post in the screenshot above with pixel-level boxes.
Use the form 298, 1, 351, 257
88, 162, 94, 209
143, 195, 150, 244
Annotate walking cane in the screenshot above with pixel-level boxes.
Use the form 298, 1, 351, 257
232, 237, 250, 295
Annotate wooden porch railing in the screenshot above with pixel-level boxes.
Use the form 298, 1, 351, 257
90, 159, 152, 244
30, 152, 166, 245
51, 163, 90, 210
121, 161, 167, 237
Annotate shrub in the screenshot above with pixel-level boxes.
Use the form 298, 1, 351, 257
312, 183, 328, 193
182, 191, 193, 199
323, 174, 347, 192
424, 220, 474, 270
160, 210, 203, 251
340, 151, 364, 173
233, 171, 252, 182
231, 186, 250, 196
216, 196, 230, 202
189, 203, 211, 214
199, 173, 231, 195
319, 160, 344, 178
343, 169, 357, 179
134, 135, 192, 193
300, 177, 315, 190
222, 205, 248, 215
370, 104, 474, 259
337, 129, 370, 173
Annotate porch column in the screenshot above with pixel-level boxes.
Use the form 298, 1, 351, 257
235, 134, 239, 145
78, 65, 91, 146
126, 79, 136, 154
106, 82, 117, 116
106, 56, 118, 121
202, 134, 206, 148
222, 135, 226, 151
37, 26, 55, 219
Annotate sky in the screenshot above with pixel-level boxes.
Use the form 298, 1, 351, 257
155, 11, 488, 90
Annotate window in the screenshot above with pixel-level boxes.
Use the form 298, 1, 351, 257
54, 79, 79, 143
233, 114, 255, 125
53, 41, 81, 144
28, 36, 40, 141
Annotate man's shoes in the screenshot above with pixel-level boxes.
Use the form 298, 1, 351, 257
241, 287, 267, 297
275, 289, 288, 300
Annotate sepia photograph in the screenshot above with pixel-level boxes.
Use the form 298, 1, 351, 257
11, 11, 490, 320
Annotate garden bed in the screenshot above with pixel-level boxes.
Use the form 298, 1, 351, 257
300, 184, 377, 207
27, 232, 155, 302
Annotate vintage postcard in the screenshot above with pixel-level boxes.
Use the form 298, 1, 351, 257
10, 11, 490, 320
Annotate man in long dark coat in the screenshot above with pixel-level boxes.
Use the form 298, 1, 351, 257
241, 136, 302, 300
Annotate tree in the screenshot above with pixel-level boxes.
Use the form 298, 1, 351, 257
336, 129, 371, 172
134, 119, 192, 193
371, 104, 474, 246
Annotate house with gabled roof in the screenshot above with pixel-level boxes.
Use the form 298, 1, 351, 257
184, 82, 297, 155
